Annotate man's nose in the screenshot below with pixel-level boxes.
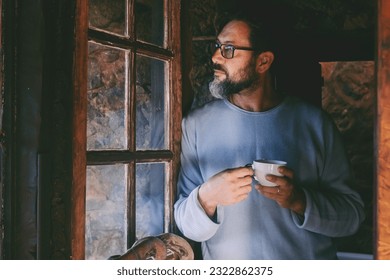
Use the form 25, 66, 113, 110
211, 48, 223, 64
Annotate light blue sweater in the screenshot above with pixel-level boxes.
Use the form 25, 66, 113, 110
174, 96, 365, 260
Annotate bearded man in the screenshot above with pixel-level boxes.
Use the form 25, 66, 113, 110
174, 15, 365, 260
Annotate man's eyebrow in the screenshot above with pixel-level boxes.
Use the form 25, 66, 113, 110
216, 39, 235, 44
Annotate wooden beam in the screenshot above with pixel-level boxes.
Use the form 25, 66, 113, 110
376, 0, 390, 260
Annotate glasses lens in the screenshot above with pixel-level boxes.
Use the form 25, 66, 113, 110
211, 42, 235, 59
222, 45, 234, 59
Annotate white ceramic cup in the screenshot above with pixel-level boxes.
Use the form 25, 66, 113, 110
251, 159, 287, 187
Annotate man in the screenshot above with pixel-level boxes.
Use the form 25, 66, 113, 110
174, 16, 365, 259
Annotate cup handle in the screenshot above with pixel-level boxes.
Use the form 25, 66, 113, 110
245, 163, 258, 181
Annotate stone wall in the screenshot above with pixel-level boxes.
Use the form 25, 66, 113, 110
322, 61, 374, 253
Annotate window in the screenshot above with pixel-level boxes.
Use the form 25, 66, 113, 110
72, 0, 182, 260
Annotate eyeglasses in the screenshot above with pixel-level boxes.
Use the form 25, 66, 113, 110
212, 41, 255, 59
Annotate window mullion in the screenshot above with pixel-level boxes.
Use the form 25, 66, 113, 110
127, 0, 135, 39
127, 162, 136, 247
127, 40, 137, 245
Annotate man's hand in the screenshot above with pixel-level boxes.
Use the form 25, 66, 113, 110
198, 166, 253, 217
255, 166, 306, 215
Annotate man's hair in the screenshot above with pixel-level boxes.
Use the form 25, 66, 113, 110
214, 12, 275, 56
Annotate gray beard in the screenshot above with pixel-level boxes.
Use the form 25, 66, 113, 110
209, 76, 258, 99
209, 79, 227, 99
209, 59, 258, 99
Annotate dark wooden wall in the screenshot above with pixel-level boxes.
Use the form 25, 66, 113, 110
1, 0, 75, 259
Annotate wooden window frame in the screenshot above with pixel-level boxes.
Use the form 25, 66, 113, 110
375, 0, 390, 260
71, 0, 182, 260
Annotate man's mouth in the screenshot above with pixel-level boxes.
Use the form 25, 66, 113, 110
213, 66, 226, 76
213, 69, 225, 74
212, 64, 227, 80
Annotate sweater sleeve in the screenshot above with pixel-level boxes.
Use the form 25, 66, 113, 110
174, 116, 221, 242
292, 114, 365, 237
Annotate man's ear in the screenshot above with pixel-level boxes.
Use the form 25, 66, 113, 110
256, 51, 274, 73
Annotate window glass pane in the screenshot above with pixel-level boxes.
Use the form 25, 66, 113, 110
135, 0, 165, 46
136, 163, 165, 239
136, 55, 167, 150
85, 165, 127, 260
89, 0, 126, 36
87, 42, 128, 150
